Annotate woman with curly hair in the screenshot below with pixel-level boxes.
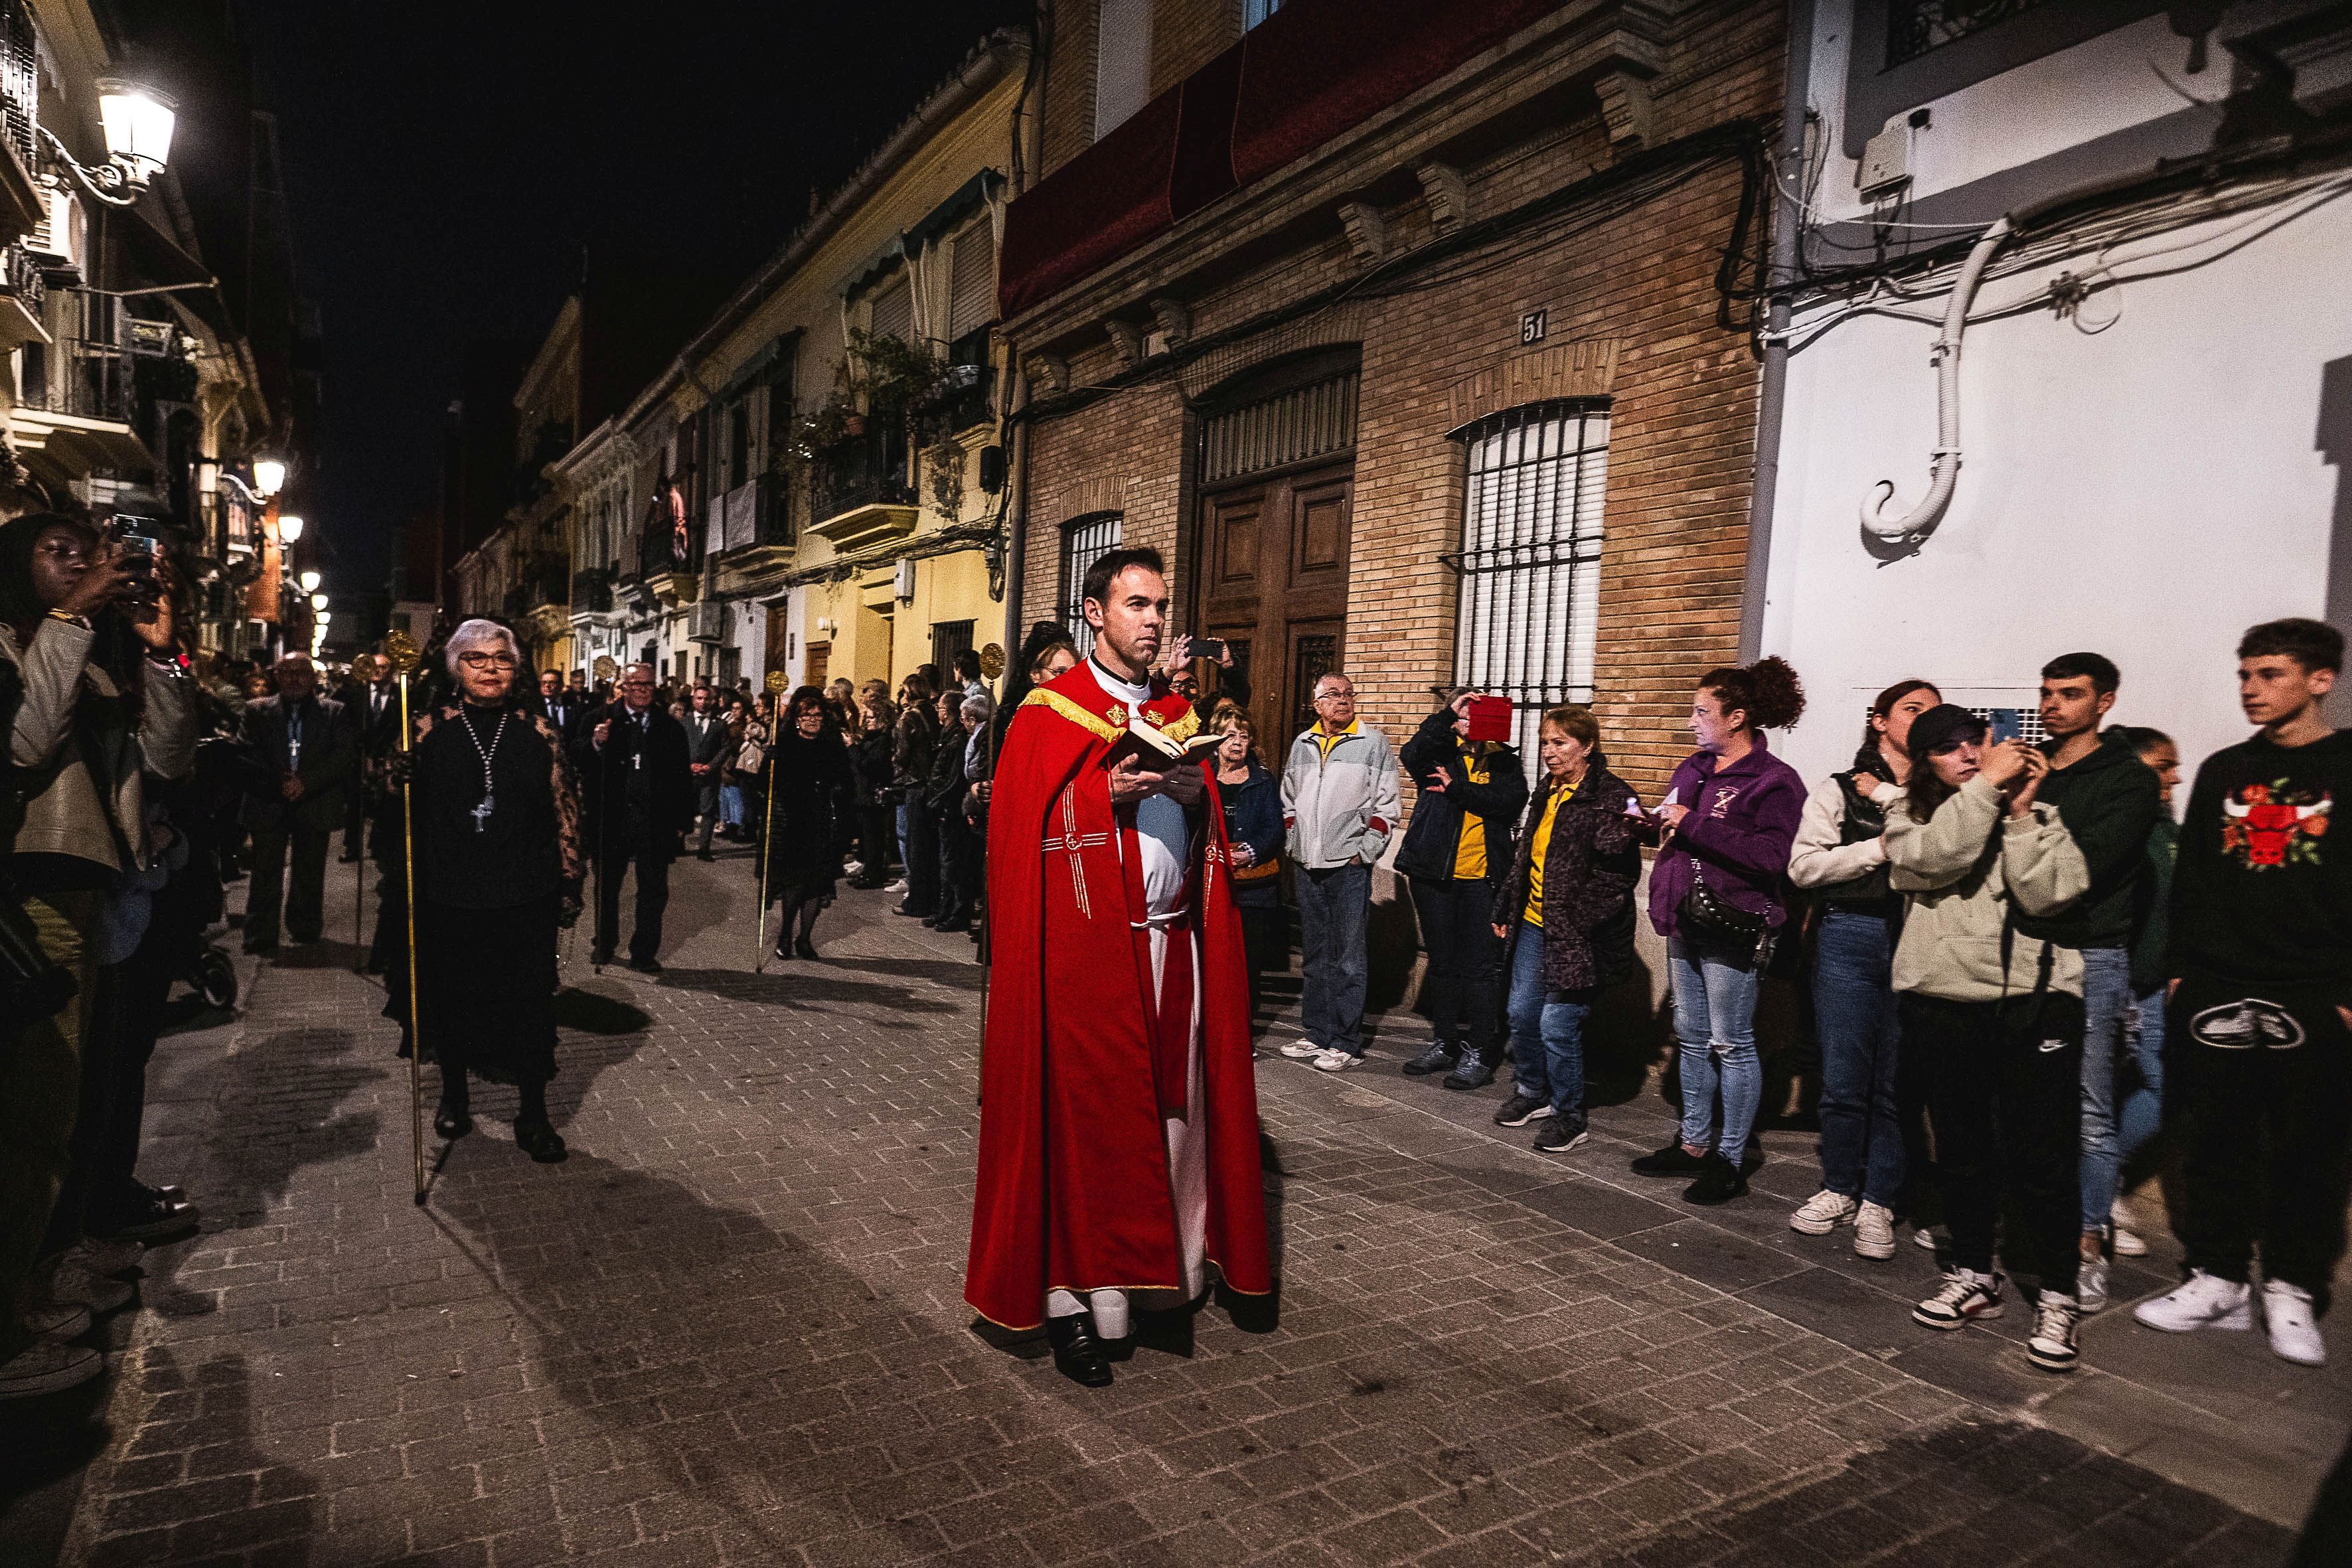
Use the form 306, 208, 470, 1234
1631, 657, 1807, 1206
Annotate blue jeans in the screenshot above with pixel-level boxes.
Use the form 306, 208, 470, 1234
719, 783, 744, 828
896, 803, 915, 880
1506, 921, 1593, 1123
1812, 908, 1905, 1207
2076, 946, 2133, 1231
2116, 984, 2167, 1179
1668, 937, 1763, 1158
1296, 860, 1372, 1054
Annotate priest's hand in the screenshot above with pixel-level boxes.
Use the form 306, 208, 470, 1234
1108, 753, 1158, 805
1158, 763, 1204, 807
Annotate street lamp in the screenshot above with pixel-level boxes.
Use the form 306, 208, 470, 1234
251, 458, 286, 499
276, 514, 303, 543
40, 77, 177, 206
299, 569, 321, 593
309, 591, 329, 611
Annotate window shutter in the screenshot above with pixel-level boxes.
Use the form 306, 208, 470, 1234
948, 219, 994, 344
869, 274, 912, 346
1094, 0, 1152, 141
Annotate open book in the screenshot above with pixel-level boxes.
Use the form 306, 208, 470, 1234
1111, 712, 1223, 767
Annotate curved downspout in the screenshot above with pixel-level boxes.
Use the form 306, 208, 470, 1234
1859, 214, 2012, 543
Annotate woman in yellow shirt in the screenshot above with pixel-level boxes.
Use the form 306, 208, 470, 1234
1486, 706, 1642, 1151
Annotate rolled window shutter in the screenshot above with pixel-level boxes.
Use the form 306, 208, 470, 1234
869, 275, 912, 346
948, 218, 994, 343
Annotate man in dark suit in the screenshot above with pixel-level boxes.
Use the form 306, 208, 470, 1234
341, 653, 400, 861
682, 683, 732, 861
240, 653, 356, 954
572, 662, 694, 972
535, 668, 588, 739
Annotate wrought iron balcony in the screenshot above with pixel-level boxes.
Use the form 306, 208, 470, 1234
809, 427, 916, 550
571, 568, 613, 615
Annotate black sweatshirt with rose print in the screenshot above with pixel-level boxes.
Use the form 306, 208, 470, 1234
2165, 728, 2352, 1004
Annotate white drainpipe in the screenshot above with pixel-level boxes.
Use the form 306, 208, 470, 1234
1859, 214, 2013, 544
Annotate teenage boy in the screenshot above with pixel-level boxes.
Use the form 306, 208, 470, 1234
2134, 619, 2351, 1367
2022, 653, 2161, 1313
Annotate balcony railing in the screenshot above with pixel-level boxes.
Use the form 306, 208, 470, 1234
503, 560, 568, 619
22, 330, 134, 423
571, 568, 613, 615
0, 0, 35, 176
811, 426, 914, 524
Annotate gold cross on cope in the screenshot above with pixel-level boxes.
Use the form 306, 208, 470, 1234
1042, 788, 1111, 919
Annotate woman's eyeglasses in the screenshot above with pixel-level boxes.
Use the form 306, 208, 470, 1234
458, 653, 517, 670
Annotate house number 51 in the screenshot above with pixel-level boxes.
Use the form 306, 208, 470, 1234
1520, 309, 1547, 345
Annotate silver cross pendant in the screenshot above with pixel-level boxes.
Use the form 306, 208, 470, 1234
471, 794, 495, 832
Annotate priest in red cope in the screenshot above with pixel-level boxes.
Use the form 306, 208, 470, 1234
967, 546, 1272, 1386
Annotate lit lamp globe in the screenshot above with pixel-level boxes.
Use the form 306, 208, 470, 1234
276, 514, 303, 544
309, 591, 329, 611
251, 458, 286, 499
298, 569, 321, 593
316, 611, 332, 625
96, 78, 177, 189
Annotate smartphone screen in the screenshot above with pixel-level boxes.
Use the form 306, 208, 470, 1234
1191, 637, 1227, 663
1986, 709, 2021, 745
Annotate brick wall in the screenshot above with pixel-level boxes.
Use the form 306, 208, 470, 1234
1150, 0, 1241, 96
1021, 2, 1783, 808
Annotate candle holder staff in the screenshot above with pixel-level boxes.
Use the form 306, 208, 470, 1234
384, 619, 584, 1168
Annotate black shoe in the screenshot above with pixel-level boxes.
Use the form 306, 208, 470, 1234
1492, 1093, 1553, 1128
1682, 1154, 1749, 1206
1044, 1312, 1114, 1388
1400, 1040, 1460, 1077
590, 945, 615, 967
1441, 1044, 1498, 1091
88, 1192, 199, 1244
772, 941, 794, 961
1534, 1119, 1590, 1154
434, 1105, 473, 1140
1739, 1139, 1765, 1177
794, 937, 819, 960
696, 851, 714, 862
339, 849, 362, 863
629, 957, 663, 975
933, 917, 972, 933
893, 903, 935, 919
512, 1118, 568, 1163
1631, 1142, 1710, 1178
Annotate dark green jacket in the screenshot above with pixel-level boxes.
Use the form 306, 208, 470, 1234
2018, 729, 2161, 951
2129, 815, 2177, 993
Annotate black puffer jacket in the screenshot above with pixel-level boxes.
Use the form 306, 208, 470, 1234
1490, 763, 1641, 992
1393, 709, 1527, 883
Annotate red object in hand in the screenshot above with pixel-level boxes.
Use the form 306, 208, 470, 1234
1463, 694, 1513, 743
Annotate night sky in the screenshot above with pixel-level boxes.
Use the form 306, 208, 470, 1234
234, 0, 1030, 599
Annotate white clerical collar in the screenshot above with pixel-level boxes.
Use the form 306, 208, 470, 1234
1088, 655, 1152, 706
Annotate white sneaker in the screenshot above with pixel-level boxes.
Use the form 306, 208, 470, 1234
2110, 1196, 2150, 1257
1853, 1202, 1897, 1261
42, 1259, 133, 1314
2262, 1281, 2326, 1366
1310, 1048, 1362, 1073
1913, 1224, 1942, 1251
884, 879, 908, 895
2133, 1269, 2252, 1333
2077, 1247, 2109, 1315
843, 860, 864, 878
1788, 1190, 1857, 1236
1279, 1039, 1324, 1060
0, 1338, 102, 1399
2027, 1293, 2082, 1374
24, 1302, 90, 1340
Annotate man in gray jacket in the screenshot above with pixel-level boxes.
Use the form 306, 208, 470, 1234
1280, 673, 1400, 1071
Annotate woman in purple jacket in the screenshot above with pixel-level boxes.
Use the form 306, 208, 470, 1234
1631, 657, 1807, 1205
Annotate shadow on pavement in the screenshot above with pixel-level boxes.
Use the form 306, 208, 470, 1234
651, 965, 965, 1018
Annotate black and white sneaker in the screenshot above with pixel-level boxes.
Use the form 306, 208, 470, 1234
1533, 1119, 1589, 1154
1399, 1040, 1460, 1077
2027, 1293, 2081, 1373
1492, 1093, 1554, 1128
1914, 1269, 2005, 1330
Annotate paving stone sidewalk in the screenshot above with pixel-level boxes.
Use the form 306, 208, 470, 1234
3, 850, 2335, 1567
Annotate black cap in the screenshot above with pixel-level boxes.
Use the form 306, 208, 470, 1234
1907, 704, 1988, 761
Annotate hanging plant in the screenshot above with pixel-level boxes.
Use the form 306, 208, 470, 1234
925, 437, 967, 522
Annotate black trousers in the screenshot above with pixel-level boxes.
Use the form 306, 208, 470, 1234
595, 846, 672, 962
692, 779, 720, 853
246, 821, 330, 947
1409, 874, 1504, 1052
1903, 990, 2084, 1295
935, 810, 976, 925
858, 805, 896, 884
2170, 973, 2352, 1312
901, 804, 939, 916
1237, 902, 1285, 1022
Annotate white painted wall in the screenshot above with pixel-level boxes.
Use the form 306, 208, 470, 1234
1762, 195, 2352, 789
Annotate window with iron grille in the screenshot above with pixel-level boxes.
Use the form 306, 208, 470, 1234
947, 217, 994, 344
1447, 401, 1608, 782
932, 619, 975, 674
1200, 371, 1357, 485
1887, 0, 2051, 66
1059, 512, 1122, 656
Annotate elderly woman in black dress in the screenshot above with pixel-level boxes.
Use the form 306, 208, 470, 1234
759, 684, 854, 961
390, 618, 582, 1162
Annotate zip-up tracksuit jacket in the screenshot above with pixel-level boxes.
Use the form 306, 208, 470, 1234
1281, 720, 1401, 870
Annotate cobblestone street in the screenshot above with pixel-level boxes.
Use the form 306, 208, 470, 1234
5, 847, 2344, 1567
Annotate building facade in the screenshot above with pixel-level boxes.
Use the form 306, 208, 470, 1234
1000, 0, 1784, 807
1757, 0, 2352, 784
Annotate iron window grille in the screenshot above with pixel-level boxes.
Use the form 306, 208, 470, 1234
1059, 512, 1122, 657
1887, 0, 2051, 66
1200, 370, 1358, 486
1444, 400, 1608, 782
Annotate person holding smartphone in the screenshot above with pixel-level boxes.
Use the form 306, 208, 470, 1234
0, 511, 195, 1399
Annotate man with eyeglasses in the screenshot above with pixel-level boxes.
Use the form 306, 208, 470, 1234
238, 653, 356, 955
572, 662, 694, 972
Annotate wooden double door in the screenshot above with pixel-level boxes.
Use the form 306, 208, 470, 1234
1192, 459, 1352, 753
